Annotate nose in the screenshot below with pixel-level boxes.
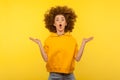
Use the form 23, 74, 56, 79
59, 21, 62, 23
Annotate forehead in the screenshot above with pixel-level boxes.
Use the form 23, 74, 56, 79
55, 14, 65, 18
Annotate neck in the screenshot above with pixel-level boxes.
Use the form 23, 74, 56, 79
57, 30, 64, 36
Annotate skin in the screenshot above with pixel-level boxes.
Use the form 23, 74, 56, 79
29, 37, 48, 62
29, 14, 94, 62
53, 15, 67, 35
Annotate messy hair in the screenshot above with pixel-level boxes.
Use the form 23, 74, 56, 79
44, 6, 77, 33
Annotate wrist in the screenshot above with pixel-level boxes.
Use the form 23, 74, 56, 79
82, 40, 86, 45
38, 42, 42, 46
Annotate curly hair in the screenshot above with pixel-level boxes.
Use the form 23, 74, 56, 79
44, 6, 77, 33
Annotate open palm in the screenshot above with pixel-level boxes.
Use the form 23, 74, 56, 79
29, 37, 41, 44
83, 37, 94, 43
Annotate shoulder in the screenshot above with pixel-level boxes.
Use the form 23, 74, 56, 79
66, 33, 77, 44
69, 34, 77, 41
44, 35, 52, 44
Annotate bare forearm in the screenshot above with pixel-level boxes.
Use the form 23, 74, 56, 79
75, 41, 86, 62
29, 37, 48, 62
75, 37, 93, 62
38, 43, 48, 62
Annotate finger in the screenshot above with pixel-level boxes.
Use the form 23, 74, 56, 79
87, 37, 93, 42
29, 37, 34, 40
29, 37, 36, 42
88, 37, 94, 40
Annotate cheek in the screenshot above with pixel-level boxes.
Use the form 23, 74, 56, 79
54, 22, 58, 26
55, 22, 59, 25
64, 22, 67, 26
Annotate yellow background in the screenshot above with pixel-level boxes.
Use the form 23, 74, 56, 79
0, 0, 120, 80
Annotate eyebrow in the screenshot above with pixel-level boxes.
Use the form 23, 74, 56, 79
61, 17, 65, 19
56, 17, 65, 19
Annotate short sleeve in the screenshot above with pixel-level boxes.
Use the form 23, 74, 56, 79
74, 43, 78, 58
43, 39, 49, 54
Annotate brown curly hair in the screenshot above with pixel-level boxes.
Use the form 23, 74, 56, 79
44, 6, 77, 33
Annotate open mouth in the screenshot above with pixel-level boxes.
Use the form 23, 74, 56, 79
59, 24, 62, 29
59, 24, 62, 26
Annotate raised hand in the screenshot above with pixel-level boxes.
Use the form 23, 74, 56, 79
29, 37, 48, 62
75, 37, 94, 62
29, 37, 41, 45
83, 37, 94, 43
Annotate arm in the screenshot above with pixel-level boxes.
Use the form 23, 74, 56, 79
29, 37, 48, 62
75, 37, 93, 62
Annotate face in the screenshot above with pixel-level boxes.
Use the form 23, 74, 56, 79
54, 15, 67, 32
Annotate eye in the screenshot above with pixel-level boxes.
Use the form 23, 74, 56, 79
61, 17, 65, 21
55, 18, 59, 21
62, 18, 65, 21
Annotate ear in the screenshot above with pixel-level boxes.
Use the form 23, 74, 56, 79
53, 23, 56, 26
65, 22, 67, 26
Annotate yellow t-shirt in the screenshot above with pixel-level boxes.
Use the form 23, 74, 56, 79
44, 32, 78, 74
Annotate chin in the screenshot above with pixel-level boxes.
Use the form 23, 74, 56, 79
58, 29, 64, 32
